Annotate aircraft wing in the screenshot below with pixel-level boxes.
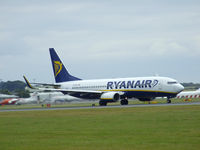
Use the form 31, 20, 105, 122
40, 88, 102, 94
23, 76, 60, 89
38, 88, 103, 99
30, 82, 61, 88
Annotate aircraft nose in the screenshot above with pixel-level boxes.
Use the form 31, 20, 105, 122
177, 84, 184, 93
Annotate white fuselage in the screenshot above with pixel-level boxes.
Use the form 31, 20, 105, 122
58, 76, 184, 100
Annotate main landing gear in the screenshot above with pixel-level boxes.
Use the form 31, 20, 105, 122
99, 100, 107, 106
120, 98, 128, 105
99, 98, 129, 106
167, 98, 171, 103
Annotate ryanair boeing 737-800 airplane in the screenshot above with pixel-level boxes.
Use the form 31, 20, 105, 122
32, 48, 184, 106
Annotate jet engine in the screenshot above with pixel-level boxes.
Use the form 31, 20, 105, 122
100, 92, 120, 102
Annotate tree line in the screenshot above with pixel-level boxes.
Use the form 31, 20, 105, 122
0, 80, 29, 98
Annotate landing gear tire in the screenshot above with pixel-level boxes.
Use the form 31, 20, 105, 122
120, 99, 128, 105
167, 99, 171, 103
99, 100, 107, 106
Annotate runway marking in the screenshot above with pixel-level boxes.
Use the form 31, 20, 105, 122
1, 102, 200, 112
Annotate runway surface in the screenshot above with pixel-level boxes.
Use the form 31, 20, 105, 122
1, 102, 200, 112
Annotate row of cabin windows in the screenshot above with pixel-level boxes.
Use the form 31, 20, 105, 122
72, 85, 107, 89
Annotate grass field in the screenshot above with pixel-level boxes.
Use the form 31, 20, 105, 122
0, 105, 200, 150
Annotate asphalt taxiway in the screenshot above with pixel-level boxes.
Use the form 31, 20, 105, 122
0, 102, 200, 112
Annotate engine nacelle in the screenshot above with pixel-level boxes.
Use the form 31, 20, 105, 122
100, 92, 120, 102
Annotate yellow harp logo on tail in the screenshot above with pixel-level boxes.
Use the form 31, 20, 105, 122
54, 61, 63, 77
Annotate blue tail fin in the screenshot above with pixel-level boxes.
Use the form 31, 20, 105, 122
49, 48, 81, 83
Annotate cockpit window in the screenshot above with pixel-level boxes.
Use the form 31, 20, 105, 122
167, 81, 177, 84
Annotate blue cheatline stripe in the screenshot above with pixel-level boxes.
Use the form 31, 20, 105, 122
100, 89, 177, 94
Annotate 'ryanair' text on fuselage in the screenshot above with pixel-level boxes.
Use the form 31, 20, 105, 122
107, 80, 159, 89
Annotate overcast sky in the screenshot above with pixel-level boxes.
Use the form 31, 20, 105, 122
0, 0, 200, 83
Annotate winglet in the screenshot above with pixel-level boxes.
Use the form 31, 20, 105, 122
23, 75, 34, 89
